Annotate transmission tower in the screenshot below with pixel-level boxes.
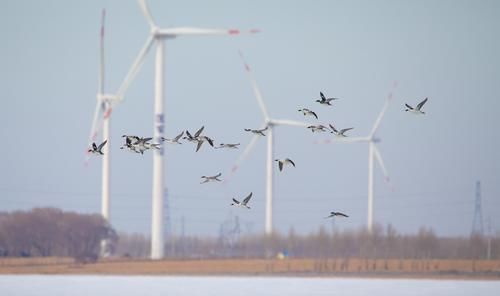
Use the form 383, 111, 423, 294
471, 181, 484, 236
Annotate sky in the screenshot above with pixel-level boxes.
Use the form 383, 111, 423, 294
1, 0, 499, 238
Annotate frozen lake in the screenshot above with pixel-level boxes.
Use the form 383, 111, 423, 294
0, 275, 499, 296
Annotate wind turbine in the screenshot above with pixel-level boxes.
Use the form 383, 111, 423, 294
86, 9, 120, 256
317, 83, 396, 233
95, 0, 258, 259
231, 52, 311, 236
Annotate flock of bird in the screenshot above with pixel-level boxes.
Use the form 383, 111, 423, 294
88, 93, 429, 221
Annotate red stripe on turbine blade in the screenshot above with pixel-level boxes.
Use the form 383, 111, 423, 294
249, 29, 261, 34
387, 81, 398, 100
228, 29, 240, 35
231, 165, 239, 172
244, 64, 251, 72
103, 108, 112, 119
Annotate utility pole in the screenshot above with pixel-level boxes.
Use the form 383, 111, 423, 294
487, 217, 492, 260
471, 181, 484, 236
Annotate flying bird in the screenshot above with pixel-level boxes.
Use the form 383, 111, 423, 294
405, 97, 428, 114
121, 135, 152, 145
316, 92, 339, 106
325, 211, 349, 218
183, 126, 205, 143
329, 124, 354, 137
231, 192, 253, 209
88, 140, 107, 155
195, 135, 215, 152
307, 124, 328, 133
298, 108, 318, 119
182, 131, 198, 143
184, 126, 212, 152
275, 158, 296, 172
120, 136, 158, 154
216, 143, 240, 149
120, 142, 141, 154
244, 127, 268, 136
161, 131, 184, 144
200, 173, 222, 184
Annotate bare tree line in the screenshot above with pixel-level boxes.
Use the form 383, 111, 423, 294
117, 224, 500, 260
0, 208, 116, 262
1, 208, 498, 261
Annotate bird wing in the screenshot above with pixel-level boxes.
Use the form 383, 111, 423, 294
340, 127, 353, 134
242, 192, 252, 204
97, 140, 108, 150
278, 161, 283, 171
336, 212, 349, 217
286, 158, 296, 167
174, 131, 184, 141
311, 111, 318, 119
417, 97, 428, 110
215, 172, 222, 178
92, 143, 97, 150
320, 92, 326, 101
329, 124, 338, 133
139, 137, 152, 144
185, 130, 193, 139
196, 140, 204, 152
405, 103, 413, 110
206, 137, 214, 147
194, 126, 205, 138
232, 198, 240, 204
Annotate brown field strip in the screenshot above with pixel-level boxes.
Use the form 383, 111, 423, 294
1, 258, 500, 279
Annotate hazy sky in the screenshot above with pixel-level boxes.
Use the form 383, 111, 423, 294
1, 0, 499, 237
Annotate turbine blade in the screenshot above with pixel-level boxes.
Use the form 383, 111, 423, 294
116, 35, 155, 100
138, 0, 156, 28
238, 50, 270, 120
230, 133, 261, 174
87, 9, 107, 163
332, 136, 371, 143
313, 136, 370, 145
98, 9, 105, 95
372, 144, 390, 184
270, 119, 310, 128
88, 101, 102, 145
158, 27, 260, 36
369, 81, 398, 138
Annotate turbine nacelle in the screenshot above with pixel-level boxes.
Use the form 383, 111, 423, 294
97, 94, 120, 102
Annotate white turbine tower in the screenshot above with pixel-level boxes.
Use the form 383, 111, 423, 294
318, 84, 396, 232
97, 0, 259, 259
87, 9, 119, 256
364, 91, 393, 233
231, 52, 311, 235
